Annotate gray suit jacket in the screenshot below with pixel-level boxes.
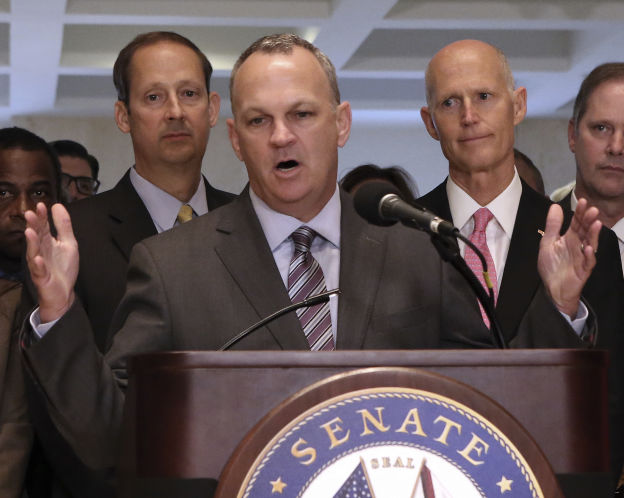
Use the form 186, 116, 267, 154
22, 188, 586, 472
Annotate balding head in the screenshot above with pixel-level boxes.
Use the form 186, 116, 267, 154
425, 40, 515, 107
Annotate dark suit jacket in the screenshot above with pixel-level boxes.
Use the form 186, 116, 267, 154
69, 170, 236, 352
24, 170, 235, 498
22, 188, 586, 476
557, 190, 624, 479
419, 179, 624, 478
558, 191, 574, 213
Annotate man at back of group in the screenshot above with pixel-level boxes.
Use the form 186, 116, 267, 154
23, 33, 599, 486
50, 139, 101, 203
0, 127, 62, 498
565, 63, 624, 273
66, 31, 236, 352
417, 39, 624, 485
23, 31, 235, 498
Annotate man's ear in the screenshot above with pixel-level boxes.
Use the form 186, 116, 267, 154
227, 118, 244, 162
208, 92, 221, 128
567, 119, 577, 153
512, 87, 527, 126
420, 107, 440, 141
336, 101, 352, 148
114, 101, 131, 134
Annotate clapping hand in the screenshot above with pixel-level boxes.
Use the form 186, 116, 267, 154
24, 203, 79, 323
538, 199, 601, 318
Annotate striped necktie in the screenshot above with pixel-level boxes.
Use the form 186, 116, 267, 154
287, 226, 335, 351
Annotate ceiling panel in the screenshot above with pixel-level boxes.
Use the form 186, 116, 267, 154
0, 0, 623, 124
65, 0, 332, 18
60, 24, 313, 70
344, 29, 571, 72
340, 77, 425, 109
386, 0, 624, 22
0, 74, 8, 105
0, 23, 9, 65
56, 74, 115, 100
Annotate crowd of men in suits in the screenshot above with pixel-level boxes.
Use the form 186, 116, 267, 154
0, 29, 623, 497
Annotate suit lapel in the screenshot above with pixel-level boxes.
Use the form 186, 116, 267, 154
337, 190, 387, 349
418, 179, 453, 222
107, 172, 157, 261
203, 176, 236, 211
213, 192, 309, 350
496, 183, 550, 341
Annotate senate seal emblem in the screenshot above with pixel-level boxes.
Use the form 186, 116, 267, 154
216, 368, 559, 498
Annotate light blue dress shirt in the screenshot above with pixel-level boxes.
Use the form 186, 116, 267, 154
249, 185, 341, 343
129, 167, 208, 232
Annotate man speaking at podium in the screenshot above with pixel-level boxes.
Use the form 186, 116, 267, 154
21, 34, 600, 476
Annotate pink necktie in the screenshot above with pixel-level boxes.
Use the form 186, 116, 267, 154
287, 226, 335, 351
464, 208, 498, 327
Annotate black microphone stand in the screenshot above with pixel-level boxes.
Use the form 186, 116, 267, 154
218, 289, 340, 351
412, 222, 508, 349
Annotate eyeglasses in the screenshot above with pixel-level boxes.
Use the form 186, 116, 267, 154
61, 173, 100, 196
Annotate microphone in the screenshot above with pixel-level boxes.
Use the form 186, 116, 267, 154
218, 289, 340, 351
353, 181, 458, 237
353, 181, 507, 348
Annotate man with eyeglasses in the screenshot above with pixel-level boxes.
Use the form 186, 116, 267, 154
50, 140, 100, 202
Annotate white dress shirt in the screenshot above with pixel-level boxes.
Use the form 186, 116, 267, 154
447, 170, 521, 290
447, 168, 586, 332
249, 185, 341, 342
130, 167, 208, 232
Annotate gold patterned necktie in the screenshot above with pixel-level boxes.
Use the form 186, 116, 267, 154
176, 204, 194, 224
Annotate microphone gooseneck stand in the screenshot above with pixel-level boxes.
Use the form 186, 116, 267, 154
419, 223, 508, 349
218, 289, 340, 351
352, 182, 508, 349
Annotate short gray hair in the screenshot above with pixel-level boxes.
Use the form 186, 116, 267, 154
229, 33, 340, 113
571, 63, 624, 133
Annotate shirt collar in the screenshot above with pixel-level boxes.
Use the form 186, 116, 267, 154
610, 217, 624, 246
129, 167, 207, 232
570, 189, 578, 211
446, 167, 521, 237
249, 185, 341, 251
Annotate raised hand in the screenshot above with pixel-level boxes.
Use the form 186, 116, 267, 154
24, 202, 79, 323
538, 199, 601, 318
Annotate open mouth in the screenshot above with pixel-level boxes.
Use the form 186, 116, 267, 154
276, 160, 299, 171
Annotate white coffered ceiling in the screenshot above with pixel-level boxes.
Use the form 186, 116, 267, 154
1, 0, 623, 125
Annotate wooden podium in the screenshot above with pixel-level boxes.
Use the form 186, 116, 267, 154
118, 349, 610, 497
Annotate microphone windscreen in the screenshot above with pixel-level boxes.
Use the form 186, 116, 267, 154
352, 181, 401, 226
